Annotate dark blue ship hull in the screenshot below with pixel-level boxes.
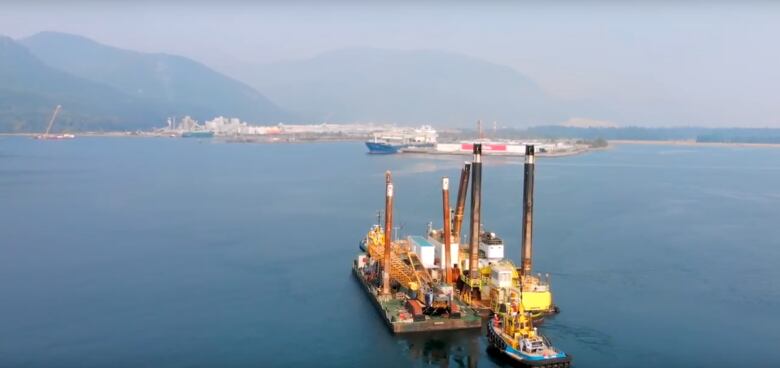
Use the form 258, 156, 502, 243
365, 141, 402, 154
181, 131, 215, 138
365, 141, 434, 154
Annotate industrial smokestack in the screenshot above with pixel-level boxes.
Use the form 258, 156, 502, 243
468, 144, 482, 280
383, 171, 394, 295
521, 145, 535, 275
453, 162, 471, 243
442, 177, 452, 284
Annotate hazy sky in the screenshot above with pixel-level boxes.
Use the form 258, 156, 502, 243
1, 1, 779, 127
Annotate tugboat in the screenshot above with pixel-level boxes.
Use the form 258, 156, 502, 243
486, 288, 571, 367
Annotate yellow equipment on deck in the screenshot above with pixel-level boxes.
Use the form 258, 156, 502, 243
365, 225, 432, 299
492, 288, 537, 345
460, 257, 554, 316
487, 285, 571, 366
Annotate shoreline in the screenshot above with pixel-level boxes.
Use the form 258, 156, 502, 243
400, 146, 592, 158
0, 133, 596, 157
0, 132, 366, 143
6, 132, 779, 150
610, 139, 780, 148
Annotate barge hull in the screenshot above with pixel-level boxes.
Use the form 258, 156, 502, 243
352, 266, 482, 333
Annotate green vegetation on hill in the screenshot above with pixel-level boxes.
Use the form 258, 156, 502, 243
523, 126, 709, 140
696, 130, 780, 144
22, 32, 289, 126
0, 36, 163, 132
579, 138, 608, 148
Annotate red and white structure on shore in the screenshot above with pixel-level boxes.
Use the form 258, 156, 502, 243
435, 141, 566, 155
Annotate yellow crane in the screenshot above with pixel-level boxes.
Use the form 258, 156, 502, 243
364, 225, 431, 295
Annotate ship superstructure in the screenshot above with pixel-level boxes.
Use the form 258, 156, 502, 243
365, 125, 437, 154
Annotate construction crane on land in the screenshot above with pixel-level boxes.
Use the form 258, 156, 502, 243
35, 105, 74, 140
43, 105, 62, 137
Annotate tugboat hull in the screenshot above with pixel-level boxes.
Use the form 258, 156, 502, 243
486, 322, 571, 368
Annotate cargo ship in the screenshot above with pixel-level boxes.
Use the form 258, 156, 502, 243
365, 125, 437, 154
352, 172, 481, 333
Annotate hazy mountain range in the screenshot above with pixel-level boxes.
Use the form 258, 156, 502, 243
1, 31, 592, 132
0, 35, 157, 132
1, 32, 288, 132
243, 47, 568, 125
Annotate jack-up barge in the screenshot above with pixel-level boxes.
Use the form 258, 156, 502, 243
352, 172, 481, 333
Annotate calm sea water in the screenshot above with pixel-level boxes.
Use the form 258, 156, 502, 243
1, 137, 779, 367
